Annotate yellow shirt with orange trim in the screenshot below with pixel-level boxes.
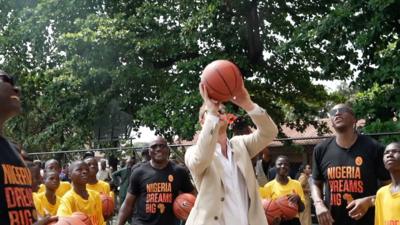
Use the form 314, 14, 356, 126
33, 192, 61, 217
86, 180, 114, 199
375, 184, 400, 225
37, 181, 71, 197
57, 189, 104, 225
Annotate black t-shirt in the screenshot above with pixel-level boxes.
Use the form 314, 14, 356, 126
312, 135, 390, 225
0, 137, 37, 225
128, 161, 194, 225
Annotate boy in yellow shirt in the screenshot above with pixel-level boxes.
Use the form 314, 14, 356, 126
57, 160, 104, 225
34, 171, 61, 217
375, 142, 400, 225
84, 156, 114, 220
264, 155, 305, 225
37, 159, 71, 197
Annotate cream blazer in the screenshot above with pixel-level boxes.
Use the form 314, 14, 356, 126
185, 107, 278, 225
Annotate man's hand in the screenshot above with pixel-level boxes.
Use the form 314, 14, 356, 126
315, 201, 334, 225
271, 216, 281, 225
199, 83, 220, 115
287, 194, 301, 205
347, 197, 372, 220
230, 86, 255, 112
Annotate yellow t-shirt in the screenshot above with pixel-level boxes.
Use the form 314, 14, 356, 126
375, 184, 400, 225
57, 189, 104, 225
264, 177, 305, 203
37, 181, 71, 197
86, 180, 114, 199
259, 186, 267, 199
33, 192, 61, 217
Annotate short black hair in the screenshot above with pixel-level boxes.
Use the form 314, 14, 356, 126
275, 155, 289, 163
83, 151, 95, 160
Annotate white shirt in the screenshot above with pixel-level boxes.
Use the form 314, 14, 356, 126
215, 142, 249, 225
207, 104, 263, 225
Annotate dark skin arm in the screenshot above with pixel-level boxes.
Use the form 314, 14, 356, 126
117, 192, 136, 225
347, 179, 391, 220
311, 179, 334, 225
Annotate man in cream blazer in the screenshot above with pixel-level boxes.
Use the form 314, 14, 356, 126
185, 83, 278, 225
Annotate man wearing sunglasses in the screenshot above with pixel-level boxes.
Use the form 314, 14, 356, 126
311, 104, 390, 225
184, 83, 278, 225
1, 70, 57, 225
117, 136, 195, 225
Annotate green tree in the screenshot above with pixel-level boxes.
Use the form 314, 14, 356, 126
1, 0, 357, 152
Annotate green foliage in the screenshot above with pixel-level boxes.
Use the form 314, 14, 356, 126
362, 119, 400, 145
2, 0, 398, 152
353, 83, 400, 122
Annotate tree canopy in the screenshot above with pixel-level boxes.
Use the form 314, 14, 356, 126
0, 0, 398, 152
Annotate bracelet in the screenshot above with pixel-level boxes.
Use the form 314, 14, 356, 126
370, 197, 375, 207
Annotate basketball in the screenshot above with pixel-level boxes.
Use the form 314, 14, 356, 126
100, 193, 115, 218
72, 212, 92, 225
262, 199, 282, 224
173, 193, 196, 220
200, 60, 243, 102
275, 195, 299, 220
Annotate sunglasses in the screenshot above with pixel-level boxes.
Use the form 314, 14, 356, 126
0, 74, 15, 86
327, 107, 353, 117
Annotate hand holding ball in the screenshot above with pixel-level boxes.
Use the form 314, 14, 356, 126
200, 60, 243, 102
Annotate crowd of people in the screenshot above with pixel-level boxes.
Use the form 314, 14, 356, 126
1, 68, 400, 225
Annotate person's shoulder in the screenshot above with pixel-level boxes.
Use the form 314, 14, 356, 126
35, 191, 46, 199
60, 189, 74, 201
376, 183, 391, 196
358, 134, 382, 146
88, 189, 101, 198
98, 180, 110, 187
131, 162, 150, 173
264, 179, 276, 188
315, 137, 335, 149
169, 161, 189, 172
60, 181, 71, 187
289, 178, 302, 186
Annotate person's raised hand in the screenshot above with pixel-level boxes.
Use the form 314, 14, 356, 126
199, 83, 220, 115
230, 85, 254, 112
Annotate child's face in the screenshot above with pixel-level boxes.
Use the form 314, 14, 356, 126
275, 157, 290, 176
383, 143, 400, 171
30, 166, 42, 192
46, 161, 61, 173
45, 172, 60, 191
70, 162, 89, 185
84, 158, 98, 177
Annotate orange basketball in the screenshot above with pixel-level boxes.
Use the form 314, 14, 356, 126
173, 193, 196, 220
72, 212, 92, 225
262, 199, 282, 224
100, 193, 114, 218
275, 195, 299, 220
201, 60, 243, 102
